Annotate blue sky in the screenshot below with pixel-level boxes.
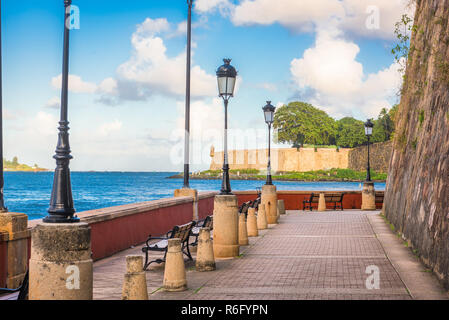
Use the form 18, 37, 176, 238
2, 0, 412, 171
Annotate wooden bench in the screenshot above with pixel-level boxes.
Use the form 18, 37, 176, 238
252, 197, 261, 211
324, 193, 344, 210
375, 192, 384, 208
303, 193, 320, 210
303, 193, 344, 210
142, 221, 196, 271
239, 201, 252, 215
191, 215, 213, 247
0, 271, 28, 300
239, 197, 261, 217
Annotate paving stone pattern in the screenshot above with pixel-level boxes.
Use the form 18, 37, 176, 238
92, 211, 447, 300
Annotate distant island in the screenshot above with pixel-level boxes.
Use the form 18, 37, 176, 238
3, 157, 48, 172
168, 168, 387, 182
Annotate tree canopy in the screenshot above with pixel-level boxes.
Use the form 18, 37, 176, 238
273, 101, 397, 148
273, 102, 336, 146
372, 107, 396, 142
336, 117, 366, 148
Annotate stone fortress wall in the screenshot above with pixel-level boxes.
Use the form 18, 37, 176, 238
210, 142, 391, 173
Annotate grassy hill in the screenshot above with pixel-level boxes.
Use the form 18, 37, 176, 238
3, 157, 48, 172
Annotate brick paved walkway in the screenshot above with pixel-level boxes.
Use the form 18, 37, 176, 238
93, 211, 448, 300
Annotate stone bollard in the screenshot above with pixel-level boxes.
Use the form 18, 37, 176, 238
163, 238, 187, 292
318, 193, 326, 211
122, 256, 148, 300
0, 212, 29, 288
277, 200, 286, 215
213, 195, 239, 259
361, 181, 376, 210
257, 204, 268, 230
196, 228, 216, 272
247, 208, 258, 237
29, 223, 93, 300
238, 214, 249, 246
261, 185, 278, 224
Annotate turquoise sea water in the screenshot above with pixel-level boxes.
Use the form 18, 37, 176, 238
3, 172, 386, 220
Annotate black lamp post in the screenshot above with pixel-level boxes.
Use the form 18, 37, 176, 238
216, 59, 237, 195
183, 0, 193, 189
0, 0, 7, 212
364, 119, 374, 182
263, 101, 276, 185
44, 0, 78, 223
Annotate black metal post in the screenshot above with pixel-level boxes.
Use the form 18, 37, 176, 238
183, 0, 193, 188
220, 98, 232, 195
266, 123, 273, 185
0, 0, 7, 212
366, 135, 371, 182
44, 0, 78, 223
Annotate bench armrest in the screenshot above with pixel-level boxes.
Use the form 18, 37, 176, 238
196, 218, 206, 227
145, 236, 168, 247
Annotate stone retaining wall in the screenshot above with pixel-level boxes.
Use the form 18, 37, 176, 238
348, 141, 393, 173
210, 142, 392, 173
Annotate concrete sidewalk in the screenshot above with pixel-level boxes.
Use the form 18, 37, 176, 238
93, 210, 448, 300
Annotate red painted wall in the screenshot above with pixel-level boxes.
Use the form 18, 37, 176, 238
235, 191, 384, 211
89, 201, 193, 261
89, 195, 217, 261
198, 196, 215, 220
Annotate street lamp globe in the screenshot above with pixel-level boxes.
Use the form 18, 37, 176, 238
364, 119, 374, 136
216, 59, 237, 99
263, 101, 276, 125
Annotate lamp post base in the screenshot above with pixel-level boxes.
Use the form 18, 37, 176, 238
29, 222, 93, 300
212, 194, 239, 259
43, 214, 80, 224
0, 212, 29, 288
361, 181, 376, 211
261, 184, 278, 224
318, 193, 326, 211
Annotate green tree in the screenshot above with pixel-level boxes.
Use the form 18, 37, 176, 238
12, 156, 18, 165
372, 108, 395, 142
335, 117, 366, 148
273, 102, 336, 147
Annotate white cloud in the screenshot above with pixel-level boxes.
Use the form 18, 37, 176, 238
232, 0, 344, 33
116, 24, 216, 99
195, 0, 233, 14
98, 78, 118, 95
48, 17, 228, 105
341, 0, 415, 39
98, 120, 123, 136
95, 18, 217, 104
275, 102, 284, 108
4, 108, 16, 120
4, 111, 58, 168
45, 96, 60, 109
136, 18, 171, 37
169, 98, 225, 168
291, 30, 362, 97
51, 74, 97, 94
199, 0, 414, 40
290, 30, 403, 118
